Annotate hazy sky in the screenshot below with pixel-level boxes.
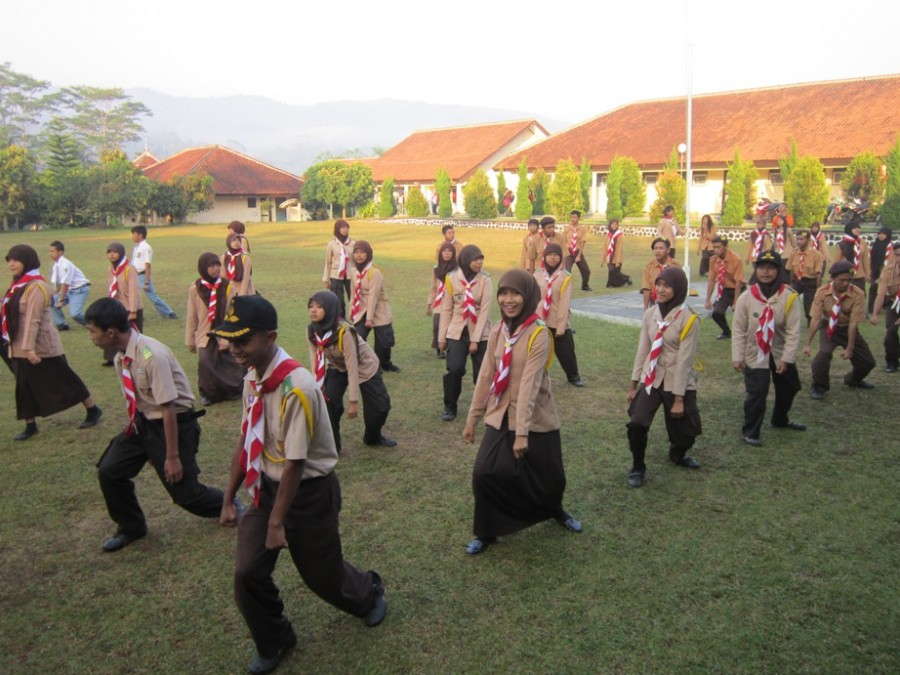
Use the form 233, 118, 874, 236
5, 0, 900, 125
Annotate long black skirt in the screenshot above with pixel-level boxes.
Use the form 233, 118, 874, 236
9, 354, 90, 420
198, 339, 244, 402
472, 421, 566, 538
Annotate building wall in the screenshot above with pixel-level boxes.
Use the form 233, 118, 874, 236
184, 195, 300, 224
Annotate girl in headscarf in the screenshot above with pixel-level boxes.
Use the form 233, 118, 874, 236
697, 214, 717, 277
809, 221, 830, 262
348, 240, 399, 372
227, 220, 250, 253
323, 219, 354, 318
223, 232, 254, 296
534, 243, 582, 386
307, 290, 395, 452
438, 244, 492, 421
105, 242, 142, 365
834, 222, 870, 294
603, 219, 632, 288
185, 252, 243, 405
625, 266, 702, 488
3, 245, 101, 441
462, 269, 582, 555
427, 242, 458, 358
868, 226, 894, 315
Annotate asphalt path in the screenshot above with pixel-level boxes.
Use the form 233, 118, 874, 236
570, 281, 709, 326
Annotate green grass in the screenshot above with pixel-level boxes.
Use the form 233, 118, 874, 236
1, 221, 897, 674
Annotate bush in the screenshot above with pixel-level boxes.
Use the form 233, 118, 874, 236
406, 185, 430, 217
531, 167, 549, 215
463, 168, 498, 219
548, 159, 583, 218
606, 158, 623, 221
722, 150, 747, 226
883, 138, 900, 226
880, 195, 900, 227
496, 171, 507, 215
606, 155, 645, 220
648, 170, 686, 223
436, 168, 452, 218
378, 177, 395, 218
784, 156, 830, 228
514, 158, 532, 220
580, 158, 591, 213
357, 200, 376, 218
842, 151, 885, 202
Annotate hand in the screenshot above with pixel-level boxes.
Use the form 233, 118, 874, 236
556, 327, 565, 337
775, 361, 788, 375
870, 316, 879, 326
732, 360, 744, 372
512, 435, 528, 459
164, 456, 183, 484
626, 388, 638, 402
365, 319, 374, 329
347, 401, 359, 419
128, 311, 137, 321
468, 341, 478, 354
670, 397, 685, 418
217, 339, 230, 352
438, 341, 446, 351
266, 522, 287, 550
463, 423, 475, 444
803, 345, 811, 357
143, 282, 150, 290
426, 307, 432, 317
841, 348, 851, 360
324, 281, 330, 289
219, 499, 238, 527
26, 350, 41, 365
188, 345, 197, 354
55, 299, 64, 308
705, 300, 712, 310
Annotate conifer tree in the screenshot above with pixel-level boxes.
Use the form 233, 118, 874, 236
436, 168, 452, 217
548, 158, 583, 217
606, 156, 624, 221
514, 158, 532, 220
532, 167, 549, 215
881, 137, 900, 227
406, 184, 430, 217
722, 151, 747, 226
463, 169, 498, 219
580, 158, 591, 213
378, 177, 396, 217
496, 170, 507, 215
784, 156, 829, 228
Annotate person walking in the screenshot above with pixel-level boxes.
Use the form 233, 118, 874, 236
130, 225, 178, 319
48, 240, 91, 329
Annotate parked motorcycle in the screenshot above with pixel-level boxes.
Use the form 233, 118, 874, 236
754, 198, 780, 222
838, 198, 869, 227
826, 198, 846, 224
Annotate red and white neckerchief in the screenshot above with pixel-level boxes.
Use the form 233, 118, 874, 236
108, 257, 129, 298
714, 257, 727, 301
540, 269, 555, 320
459, 273, 479, 328
488, 313, 540, 402
644, 305, 684, 393
891, 285, 900, 313
1, 269, 44, 343
826, 284, 846, 340
199, 278, 222, 326
606, 229, 622, 263
241, 350, 301, 506
432, 277, 446, 309
842, 234, 861, 271
810, 234, 821, 251
752, 230, 766, 258
568, 227, 579, 256
313, 330, 332, 389
224, 252, 238, 280
336, 239, 351, 279
350, 263, 372, 323
774, 227, 785, 254
120, 355, 138, 437
750, 284, 784, 363
797, 249, 806, 278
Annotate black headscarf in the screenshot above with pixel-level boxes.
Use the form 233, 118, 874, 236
871, 226, 894, 278
353, 240, 373, 271
434, 242, 458, 281
839, 222, 861, 263
497, 268, 541, 333
543, 242, 563, 275
4, 245, 42, 343
334, 219, 350, 243
224, 233, 245, 281
458, 244, 484, 282
307, 290, 345, 347
656, 266, 688, 319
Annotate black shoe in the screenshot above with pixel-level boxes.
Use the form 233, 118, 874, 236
199, 396, 213, 406
810, 387, 826, 400
568, 378, 584, 388
465, 537, 496, 555
884, 364, 898, 373
79, 406, 102, 429
14, 423, 38, 441
366, 436, 397, 447
102, 528, 147, 553
582, 286, 593, 292
382, 363, 401, 373
363, 571, 387, 627
441, 406, 456, 422
57, 323, 70, 331
102, 360, 115, 367
248, 631, 298, 675
167, 312, 179, 319
773, 421, 806, 431
716, 332, 731, 340
555, 512, 583, 533
674, 456, 701, 469
846, 380, 875, 390
626, 278, 633, 286
627, 470, 645, 488
742, 435, 763, 447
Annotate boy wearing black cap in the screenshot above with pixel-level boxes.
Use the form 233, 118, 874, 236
870, 241, 900, 373
732, 251, 805, 447
213, 294, 386, 675
563, 210, 592, 290
804, 260, 876, 399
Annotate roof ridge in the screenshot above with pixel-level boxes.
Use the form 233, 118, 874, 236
411, 118, 536, 134
207, 145, 303, 180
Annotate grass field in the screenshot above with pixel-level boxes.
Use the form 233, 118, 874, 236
1, 220, 897, 674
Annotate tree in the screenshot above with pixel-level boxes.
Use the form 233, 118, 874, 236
531, 167, 549, 215
514, 158, 532, 220
606, 158, 624, 221
606, 155, 645, 219
881, 137, 900, 227
778, 139, 799, 185
580, 158, 592, 213
84, 150, 152, 226
0, 144, 35, 229
343, 162, 375, 216
548, 159, 583, 217
145, 173, 214, 223
0, 63, 60, 149
743, 159, 759, 218
406, 185, 430, 217
496, 170, 507, 215
841, 151, 886, 202
436, 168, 452, 218
721, 152, 747, 226
784, 156, 830, 228
55, 86, 151, 162
378, 177, 396, 218
648, 170, 686, 223
302, 159, 347, 219
463, 168, 498, 219
665, 146, 680, 172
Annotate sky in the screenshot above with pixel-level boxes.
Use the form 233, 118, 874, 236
5, 0, 900, 125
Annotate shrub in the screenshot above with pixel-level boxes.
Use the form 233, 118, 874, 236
882, 138, 900, 227
378, 177, 395, 218
531, 167, 549, 215
514, 158, 532, 220
779, 139, 799, 185
606, 158, 624, 221
548, 159, 583, 218
722, 149, 748, 226
406, 185, 430, 217
841, 151, 886, 202
649, 169, 686, 223
357, 200, 376, 218
606, 155, 645, 220
436, 168, 452, 218
784, 156, 830, 228
580, 158, 591, 213
463, 168, 498, 219
496, 171, 507, 215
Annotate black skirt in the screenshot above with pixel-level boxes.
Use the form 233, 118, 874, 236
197, 339, 245, 402
472, 421, 566, 538
10, 354, 90, 420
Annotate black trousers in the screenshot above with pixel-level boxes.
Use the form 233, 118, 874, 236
883, 306, 900, 367
443, 328, 487, 412
606, 263, 631, 287
791, 278, 819, 325
97, 411, 223, 535
627, 387, 701, 471
323, 368, 391, 451
234, 473, 375, 659
354, 320, 396, 370
711, 288, 736, 335
550, 328, 580, 382
810, 322, 876, 389
564, 251, 591, 288
741, 358, 802, 440
699, 249, 713, 276
329, 278, 351, 319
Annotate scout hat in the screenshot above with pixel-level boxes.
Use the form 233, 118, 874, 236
829, 260, 854, 277
210, 294, 277, 339
754, 250, 783, 268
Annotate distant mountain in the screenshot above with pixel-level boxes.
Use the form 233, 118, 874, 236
124, 88, 573, 175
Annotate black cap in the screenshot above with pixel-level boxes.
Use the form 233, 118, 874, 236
829, 260, 854, 277
210, 295, 277, 339
754, 250, 783, 268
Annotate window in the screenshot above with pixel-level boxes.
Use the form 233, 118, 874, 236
692, 172, 707, 185
769, 171, 783, 186
643, 173, 658, 185
832, 169, 845, 184
596, 174, 607, 186
247, 197, 257, 208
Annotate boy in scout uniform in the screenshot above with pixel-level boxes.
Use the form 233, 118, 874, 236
84, 298, 231, 553
563, 209, 592, 290
731, 251, 805, 447
705, 237, 745, 339
804, 260, 876, 400
641, 238, 681, 310
870, 241, 900, 373
214, 295, 386, 675
787, 229, 825, 325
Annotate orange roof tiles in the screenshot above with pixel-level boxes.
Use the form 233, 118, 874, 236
142, 145, 302, 195
372, 119, 548, 183
132, 149, 160, 170
497, 75, 900, 171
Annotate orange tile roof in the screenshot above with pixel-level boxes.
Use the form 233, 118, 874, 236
142, 145, 302, 195
498, 75, 900, 171
372, 120, 549, 183
132, 149, 160, 170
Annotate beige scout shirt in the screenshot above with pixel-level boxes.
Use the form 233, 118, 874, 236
698, 224, 717, 253
116, 331, 195, 420
348, 265, 392, 326
527, 233, 562, 264
520, 232, 538, 269
241, 348, 337, 482
323, 237, 354, 282
745, 229, 772, 262
787, 247, 825, 281
533, 268, 573, 331
8, 280, 64, 359
708, 250, 745, 294
307, 327, 379, 404
656, 218, 677, 245
439, 269, 493, 342
108, 263, 143, 313
185, 281, 236, 350
732, 285, 802, 368
426, 273, 444, 311
563, 224, 588, 256
631, 305, 700, 396
833, 238, 871, 280
878, 261, 900, 299
221, 252, 255, 296
604, 231, 625, 265
811, 231, 830, 259
466, 321, 559, 435
641, 257, 681, 293
810, 283, 865, 329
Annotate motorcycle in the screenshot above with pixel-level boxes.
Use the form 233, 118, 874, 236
838, 198, 869, 227
754, 198, 780, 222
826, 198, 846, 224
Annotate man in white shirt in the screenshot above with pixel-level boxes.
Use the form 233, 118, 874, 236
48, 240, 91, 329
130, 225, 178, 319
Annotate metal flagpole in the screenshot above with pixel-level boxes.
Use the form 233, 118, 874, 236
684, 0, 693, 284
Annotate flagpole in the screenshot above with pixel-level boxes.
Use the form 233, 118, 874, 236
683, 0, 693, 283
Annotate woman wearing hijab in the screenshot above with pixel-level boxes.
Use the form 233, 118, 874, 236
323, 219, 354, 319
348, 240, 399, 373
462, 269, 582, 555
308, 290, 395, 452
185, 252, 243, 405
438, 244, 492, 422
105, 241, 142, 366
868, 226, 894, 316
603, 219, 632, 288
834, 222, 871, 294
227, 220, 250, 253
223, 232, 254, 296
427, 242, 458, 358
626, 266, 702, 488
534, 243, 583, 386
697, 214, 717, 277
3, 245, 101, 440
